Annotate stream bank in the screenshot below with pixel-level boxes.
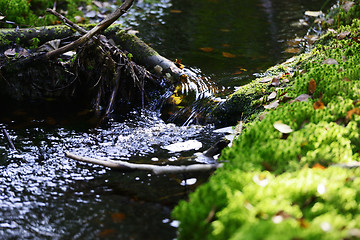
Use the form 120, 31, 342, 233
173, 1, 360, 239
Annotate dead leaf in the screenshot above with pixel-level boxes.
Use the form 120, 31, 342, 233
352, 36, 360, 43
304, 35, 319, 44
18, 48, 30, 58
4, 48, 16, 57
338, 31, 351, 40
291, 94, 312, 103
271, 77, 280, 86
313, 99, 324, 110
273, 121, 293, 134
264, 100, 279, 109
298, 218, 310, 228
342, 77, 351, 82
259, 112, 268, 121
268, 91, 277, 100
222, 43, 231, 47
74, 15, 85, 23
259, 77, 272, 83
222, 52, 236, 58
98, 229, 116, 237
219, 28, 231, 32
205, 206, 217, 223
346, 108, 360, 121
304, 10, 323, 17
322, 58, 338, 65
286, 38, 302, 47
170, 9, 182, 13
200, 47, 214, 53
175, 59, 185, 69
308, 79, 316, 94
285, 47, 300, 54
112, 212, 126, 223
312, 163, 326, 170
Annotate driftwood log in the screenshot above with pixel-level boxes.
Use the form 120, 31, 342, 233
65, 152, 222, 175
0, 0, 183, 115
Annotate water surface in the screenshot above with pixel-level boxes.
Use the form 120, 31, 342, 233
0, 0, 336, 239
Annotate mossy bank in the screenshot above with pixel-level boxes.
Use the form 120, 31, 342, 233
173, 1, 360, 239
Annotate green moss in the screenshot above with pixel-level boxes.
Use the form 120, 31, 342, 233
173, 168, 360, 240
0, 0, 93, 28
173, 2, 360, 239
30, 37, 40, 48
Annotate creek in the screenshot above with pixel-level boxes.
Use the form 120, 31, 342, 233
0, 0, 335, 239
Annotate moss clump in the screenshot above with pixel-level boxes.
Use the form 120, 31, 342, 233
173, 2, 360, 239
0, 0, 92, 28
174, 168, 360, 240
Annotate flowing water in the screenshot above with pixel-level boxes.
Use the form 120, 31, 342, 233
0, 0, 336, 239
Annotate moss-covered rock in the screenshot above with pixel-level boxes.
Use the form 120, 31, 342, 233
0, 0, 92, 28
173, 2, 360, 239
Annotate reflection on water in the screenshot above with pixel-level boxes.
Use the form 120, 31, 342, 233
0, 108, 221, 239
0, 0, 336, 239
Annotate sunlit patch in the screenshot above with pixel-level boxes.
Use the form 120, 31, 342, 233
180, 178, 197, 186
163, 140, 202, 152
317, 183, 326, 195
253, 173, 269, 187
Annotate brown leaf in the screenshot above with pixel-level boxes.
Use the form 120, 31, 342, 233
222, 43, 231, 47
222, 52, 236, 58
313, 99, 324, 110
284, 47, 300, 54
273, 121, 293, 134
298, 218, 310, 228
98, 229, 116, 237
346, 108, 360, 121
322, 58, 338, 65
200, 47, 214, 53
342, 77, 351, 82
271, 77, 280, 86
170, 9, 182, 13
308, 79, 316, 94
112, 212, 126, 223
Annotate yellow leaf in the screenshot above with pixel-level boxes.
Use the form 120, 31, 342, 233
222, 52, 236, 58
200, 47, 214, 53
170, 9, 182, 13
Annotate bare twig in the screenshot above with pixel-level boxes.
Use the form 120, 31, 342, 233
1, 125, 16, 151
65, 152, 222, 175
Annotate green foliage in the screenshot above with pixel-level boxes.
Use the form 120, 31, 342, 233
0, 0, 92, 28
173, 168, 360, 240
173, 2, 360, 239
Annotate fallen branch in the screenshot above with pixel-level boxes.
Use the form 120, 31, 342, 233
65, 152, 222, 175
44, 0, 135, 60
